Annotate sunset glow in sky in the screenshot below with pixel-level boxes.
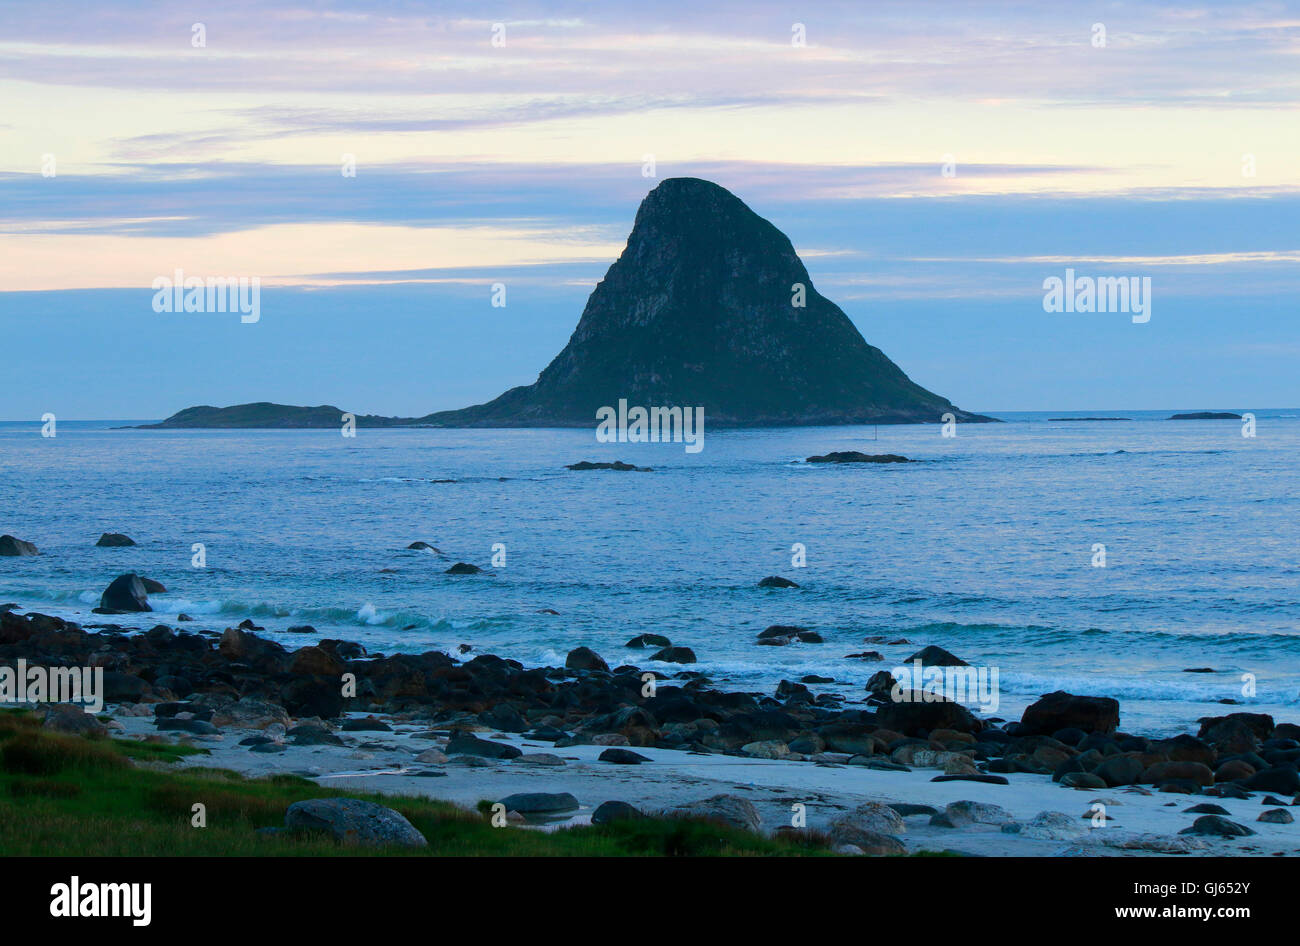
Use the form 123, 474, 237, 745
1, 1, 1297, 416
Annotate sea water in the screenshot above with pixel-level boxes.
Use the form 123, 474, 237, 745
2, 410, 1297, 735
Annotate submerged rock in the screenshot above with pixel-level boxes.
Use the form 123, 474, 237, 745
96, 533, 136, 547
757, 576, 799, 589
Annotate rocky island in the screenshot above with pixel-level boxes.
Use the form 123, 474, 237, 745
141, 179, 992, 431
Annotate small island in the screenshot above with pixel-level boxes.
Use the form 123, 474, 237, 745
1169, 411, 1243, 420
805, 452, 910, 464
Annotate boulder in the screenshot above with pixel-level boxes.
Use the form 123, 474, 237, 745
660, 794, 761, 832
1242, 766, 1300, 795
829, 802, 906, 844
625, 633, 671, 648
599, 748, 651, 764
1019, 691, 1119, 736
497, 792, 580, 816
1002, 810, 1086, 841
284, 798, 427, 847
1095, 754, 1145, 787
1178, 815, 1255, 838
95, 533, 136, 547
904, 645, 967, 667
445, 733, 521, 760
875, 691, 981, 736
757, 576, 799, 589
650, 646, 696, 664
43, 704, 108, 736
0, 535, 38, 556
1196, 712, 1274, 741
290, 646, 346, 677
931, 800, 1013, 828
565, 646, 609, 673
590, 801, 642, 824
97, 573, 152, 613
1142, 761, 1214, 787
1259, 808, 1294, 824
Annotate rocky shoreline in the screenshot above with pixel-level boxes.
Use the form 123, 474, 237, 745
4, 601, 1300, 855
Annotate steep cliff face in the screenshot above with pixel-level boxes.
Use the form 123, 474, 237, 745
425, 177, 990, 427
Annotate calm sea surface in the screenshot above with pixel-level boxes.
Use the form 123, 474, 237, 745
2, 410, 1297, 735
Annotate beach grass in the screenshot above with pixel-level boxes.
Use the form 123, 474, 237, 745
0, 712, 836, 857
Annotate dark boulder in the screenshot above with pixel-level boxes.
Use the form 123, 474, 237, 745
650, 646, 696, 664
445, 733, 522, 760
625, 633, 671, 648
565, 646, 610, 673
497, 792, 580, 815
0, 535, 38, 556
445, 562, 483, 575
1242, 766, 1300, 795
1178, 815, 1254, 837
95, 532, 136, 547
904, 645, 968, 667
1019, 691, 1119, 736
757, 576, 799, 589
97, 573, 152, 613
875, 692, 981, 736
592, 800, 644, 824
599, 747, 651, 764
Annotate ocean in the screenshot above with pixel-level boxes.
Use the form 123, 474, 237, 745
2, 410, 1297, 736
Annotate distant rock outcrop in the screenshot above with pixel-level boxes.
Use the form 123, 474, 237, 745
1169, 411, 1243, 420
426, 178, 991, 428
139, 403, 413, 429
805, 452, 910, 464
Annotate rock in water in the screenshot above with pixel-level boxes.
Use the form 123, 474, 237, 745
284, 798, 427, 847
805, 452, 910, 464
565, 646, 610, 673
424, 178, 990, 428
0, 535, 38, 556
97, 573, 152, 612
96, 532, 136, 547
444, 562, 482, 575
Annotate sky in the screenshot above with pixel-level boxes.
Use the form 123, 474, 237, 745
0, 0, 1297, 418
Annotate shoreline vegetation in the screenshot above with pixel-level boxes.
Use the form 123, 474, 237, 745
2, 605, 1298, 856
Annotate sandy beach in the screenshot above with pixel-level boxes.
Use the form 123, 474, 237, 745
110, 709, 1298, 857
